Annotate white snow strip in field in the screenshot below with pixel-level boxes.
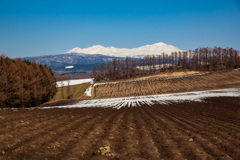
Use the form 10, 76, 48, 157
57, 78, 93, 87
94, 72, 210, 86
42, 88, 240, 109
84, 85, 92, 96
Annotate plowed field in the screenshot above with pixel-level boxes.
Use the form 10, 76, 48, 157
94, 71, 240, 98
1, 97, 240, 160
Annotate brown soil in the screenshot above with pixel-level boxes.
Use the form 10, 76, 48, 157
1, 97, 240, 160
94, 70, 240, 98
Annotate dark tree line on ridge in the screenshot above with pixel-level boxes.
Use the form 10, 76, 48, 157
92, 47, 240, 81
0, 55, 57, 108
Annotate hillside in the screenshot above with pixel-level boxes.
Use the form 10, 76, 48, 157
1, 96, 240, 159
93, 70, 240, 98
53, 83, 91, 101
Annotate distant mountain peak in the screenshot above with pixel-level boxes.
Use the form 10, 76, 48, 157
66, 42, 182, 58
92, 45, 104, 47
153, 42, 166, 45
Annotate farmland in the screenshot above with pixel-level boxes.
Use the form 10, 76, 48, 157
1, 70, 240, 159
94, 71, 240, 98
0, 96, 240, 159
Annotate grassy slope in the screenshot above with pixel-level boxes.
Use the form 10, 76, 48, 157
53, 83, 91, 100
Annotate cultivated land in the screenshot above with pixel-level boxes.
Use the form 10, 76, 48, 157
0, 97, 240, 159
1, 70, 240, 159
94, 70, 240, 98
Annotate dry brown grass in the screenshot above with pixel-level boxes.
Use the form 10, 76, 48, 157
95, 71, 202, 85
94, 70, 240, 98
134, 71, 202, 80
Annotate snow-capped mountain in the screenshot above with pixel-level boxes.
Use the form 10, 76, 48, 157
24, 42, 182, 72
66, 42, 182, 58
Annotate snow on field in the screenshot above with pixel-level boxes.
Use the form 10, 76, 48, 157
56, 78, 93, 87
94, 72, 210, 86
84, 85, 92, 96
43, 88, 240, 109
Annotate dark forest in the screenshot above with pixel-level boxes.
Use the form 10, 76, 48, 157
0, 55, 57, 108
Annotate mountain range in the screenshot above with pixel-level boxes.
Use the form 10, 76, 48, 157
24, 42, 182, 71
66, 42, 182, 58
24, 53, 125, 71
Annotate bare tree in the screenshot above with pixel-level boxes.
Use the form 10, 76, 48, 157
60, 81, 64, 99
66, 80, 73, 99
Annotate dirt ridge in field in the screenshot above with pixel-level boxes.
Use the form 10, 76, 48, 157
1, 97, 240, 159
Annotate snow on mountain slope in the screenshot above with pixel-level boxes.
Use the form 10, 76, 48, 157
66, 42, 182, 58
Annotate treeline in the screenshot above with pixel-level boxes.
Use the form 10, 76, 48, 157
92, 47, 240, 81
0, 55, 57, 108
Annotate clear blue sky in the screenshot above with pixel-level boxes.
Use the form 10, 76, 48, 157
1, 0, 240, 58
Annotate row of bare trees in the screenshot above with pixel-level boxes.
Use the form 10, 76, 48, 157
92, 47, 240, 81
0, 55, 57, 108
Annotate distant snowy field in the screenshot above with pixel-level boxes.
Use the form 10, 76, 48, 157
43, 88, 240, 109
56, 78, 93, 87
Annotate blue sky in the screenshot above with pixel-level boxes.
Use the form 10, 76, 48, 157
0, 0, 240, 58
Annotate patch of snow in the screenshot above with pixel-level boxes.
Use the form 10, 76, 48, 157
233, 68, 240, 71
57, 78, 93, 87
84, 85, 92, 96
136, 64, 175, 70
42, 88, 240, 109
